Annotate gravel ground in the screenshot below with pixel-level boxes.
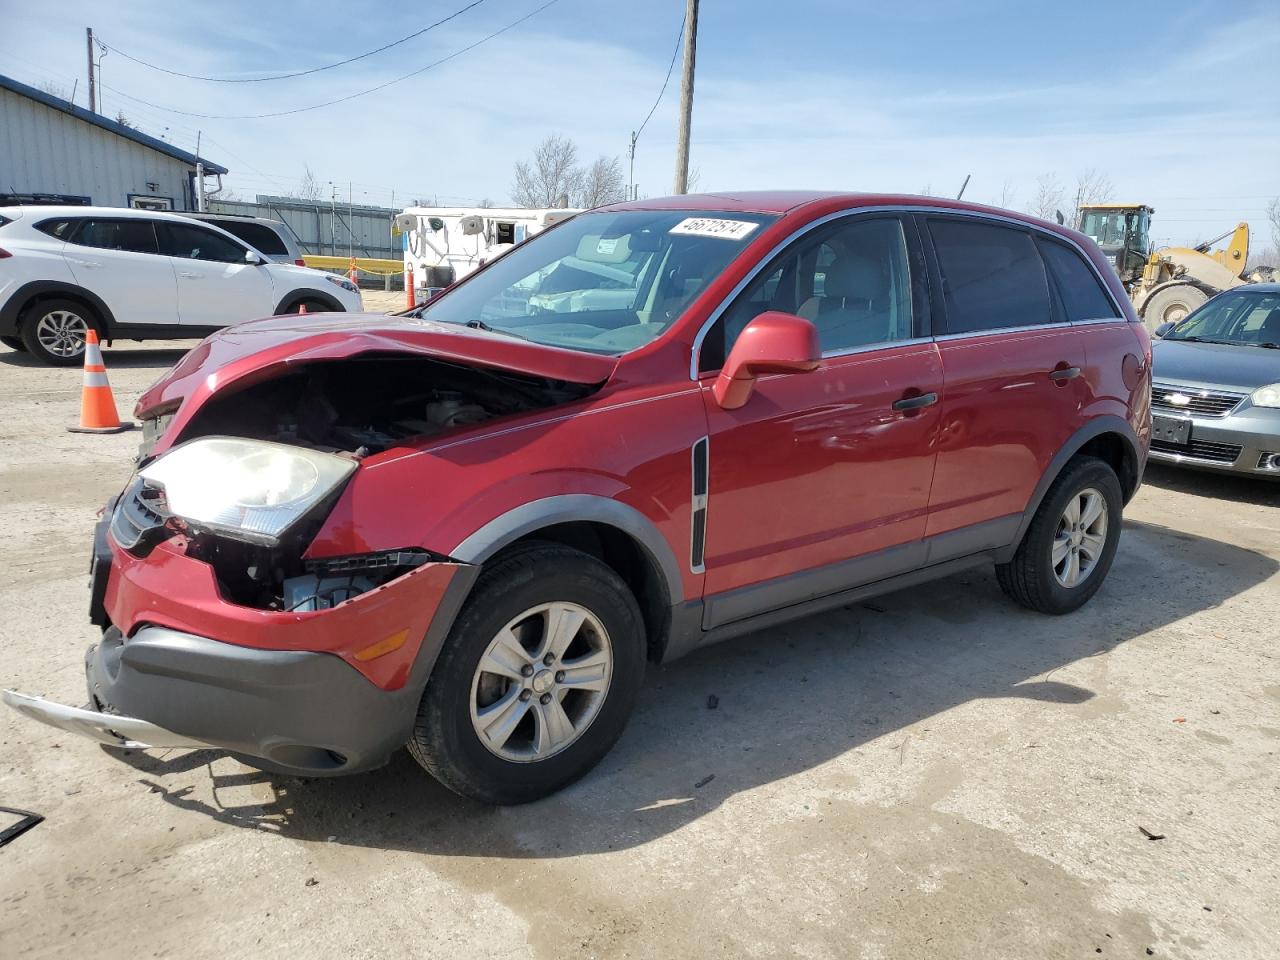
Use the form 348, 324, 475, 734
1, 323, 1278, 959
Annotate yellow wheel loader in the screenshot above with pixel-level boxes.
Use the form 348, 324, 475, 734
1076, 204, 1263, 332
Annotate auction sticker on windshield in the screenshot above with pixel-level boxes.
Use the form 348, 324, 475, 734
669, 217, 760, 240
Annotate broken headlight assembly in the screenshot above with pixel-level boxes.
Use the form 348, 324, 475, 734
138, 437, 356, 544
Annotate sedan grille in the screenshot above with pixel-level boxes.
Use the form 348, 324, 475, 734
1151, 383, 1246, 418
1151, 438, 1243, 464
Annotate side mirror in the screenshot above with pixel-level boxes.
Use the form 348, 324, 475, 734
712, 311, 821, 410
244, 250, 264, 265
1153, 322, 1174, 338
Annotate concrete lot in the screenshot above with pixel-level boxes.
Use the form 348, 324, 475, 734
1, 325, 1278, 959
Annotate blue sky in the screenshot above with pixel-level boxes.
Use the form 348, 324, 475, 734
3, 0, 1278, 247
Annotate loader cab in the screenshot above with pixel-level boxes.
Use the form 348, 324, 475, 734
1076, 204, 1153, 284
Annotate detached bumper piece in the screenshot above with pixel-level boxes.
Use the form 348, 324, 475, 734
1, 689, 208, 750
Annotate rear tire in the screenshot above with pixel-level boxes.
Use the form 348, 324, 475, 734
408, 542, 647, 805
20, 299, 99, 366
0, 335, 26, 352
996, 457, 1123, 615
1141, 284, 1208, 333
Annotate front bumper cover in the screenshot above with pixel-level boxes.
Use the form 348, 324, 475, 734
1149, 406, 1280, 477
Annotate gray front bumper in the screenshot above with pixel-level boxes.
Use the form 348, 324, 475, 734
1150, 406, 1280, 477
5, 625, 426, 775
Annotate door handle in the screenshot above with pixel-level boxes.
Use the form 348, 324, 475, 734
892, 392, 939, 412
1048, 366, 1081, 381
68, 259, 101, 269
177, 271, 200, 279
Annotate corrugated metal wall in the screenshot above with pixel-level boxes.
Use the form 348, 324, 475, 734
0, 87, 196, 209
207, 195, 399, 259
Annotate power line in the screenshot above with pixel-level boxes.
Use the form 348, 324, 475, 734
99, 0, 488, 83
98, 0, 561, 120
635, 11, 686, 140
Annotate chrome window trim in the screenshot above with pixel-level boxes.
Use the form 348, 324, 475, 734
689, 204, 1127, 380
822, 335, 933, 360
932, 322, 1074, 342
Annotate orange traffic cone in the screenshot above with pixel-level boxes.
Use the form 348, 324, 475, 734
67, 330, 134, 434
298, 302, 308, 314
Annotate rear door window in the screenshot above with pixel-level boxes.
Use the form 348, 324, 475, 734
67, 218, 159, 254
1038, 238, 1120, 322
34, 218, 78, 240
927, 219, 1052, 334
158, 222, 248, 263
209, 220, 288, 256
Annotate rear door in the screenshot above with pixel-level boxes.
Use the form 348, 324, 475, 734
61, 217, 178, 328
920, 216, 1087, 545
156, 221, 275, 327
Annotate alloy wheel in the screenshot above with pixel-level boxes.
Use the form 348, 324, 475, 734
1052, 487, 1108, 588
469, 601, 613, 763
35, 310, 89, 358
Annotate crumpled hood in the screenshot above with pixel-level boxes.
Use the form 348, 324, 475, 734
1152, 338, 1280, 392
136, 312, 619, 420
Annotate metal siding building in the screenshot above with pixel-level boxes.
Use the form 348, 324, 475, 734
208, 195, 400, 260
0, 74, 226, 211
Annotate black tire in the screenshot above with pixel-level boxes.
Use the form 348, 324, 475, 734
408, 542, 647, 804
996, 457, 1123, 615
0, 335, 26, 352
19, 298, 100, 366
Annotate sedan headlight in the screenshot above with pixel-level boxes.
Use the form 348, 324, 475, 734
325, 274, 359, 294
139, 438, 356, 543
1251, 383, 1280, 408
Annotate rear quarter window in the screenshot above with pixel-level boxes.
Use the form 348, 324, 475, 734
1038, 238, 1120, 322
34, 218, 79, 240
209, 220, 288, 256
928, 219, 1052, 334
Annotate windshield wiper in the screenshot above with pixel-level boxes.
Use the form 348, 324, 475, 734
1171, 336, 1233, 345
464, 318, 529, 341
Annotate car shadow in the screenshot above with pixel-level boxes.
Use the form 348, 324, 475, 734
110, 517, 1276, 858
1143, 462, 1279, 506
0, 345, 189, 370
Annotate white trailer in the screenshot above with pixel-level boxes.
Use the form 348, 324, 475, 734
395, 206, 579, 302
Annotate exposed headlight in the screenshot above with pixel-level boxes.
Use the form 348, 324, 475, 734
139, 438, 356, 543
1251, 383, 1280, 408
325, 274, 359, 294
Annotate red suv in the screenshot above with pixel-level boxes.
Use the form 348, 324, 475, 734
5, 192, 1151, 804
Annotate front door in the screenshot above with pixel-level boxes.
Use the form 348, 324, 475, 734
919, 215, 1088, 542
61, 217, 178, 328
157, 221, 275, 327
696, 214, 943, 629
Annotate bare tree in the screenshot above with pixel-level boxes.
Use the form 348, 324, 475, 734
511, 135, 583, 208
114, 111, 133, 128
37, 80, 72, 102
292, 164, 324, 202
1027, 173, 1065, 221
992, 179, 1015, 210
1071, 168, 1115, 212
686, 166, 703, 193
1268, 196, 1280, 252
576, 156, 626, 208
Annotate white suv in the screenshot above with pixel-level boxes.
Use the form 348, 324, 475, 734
0, 205, 363, 365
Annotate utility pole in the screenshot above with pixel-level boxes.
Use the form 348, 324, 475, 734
86, 27, 96, 113
348, 181, 354, 258
672, 0, 699, 195
628, 130, 637, 200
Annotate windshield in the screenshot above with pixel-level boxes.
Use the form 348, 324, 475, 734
1079, 210, 1141, 249
414, 209, 777, 354
1166, 290, 1280, 346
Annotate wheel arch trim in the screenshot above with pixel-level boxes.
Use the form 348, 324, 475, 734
273, 288, 344, 314
1002, 415, 1143, 560
0, 280, 116, 337
450, 495, 685, 606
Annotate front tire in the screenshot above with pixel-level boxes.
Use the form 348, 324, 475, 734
409, 542, 647, 804
997, 457, 1123, 614
20, 299, 99, 366
0, 335, 26, 352
1141, 284, 1208, 333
